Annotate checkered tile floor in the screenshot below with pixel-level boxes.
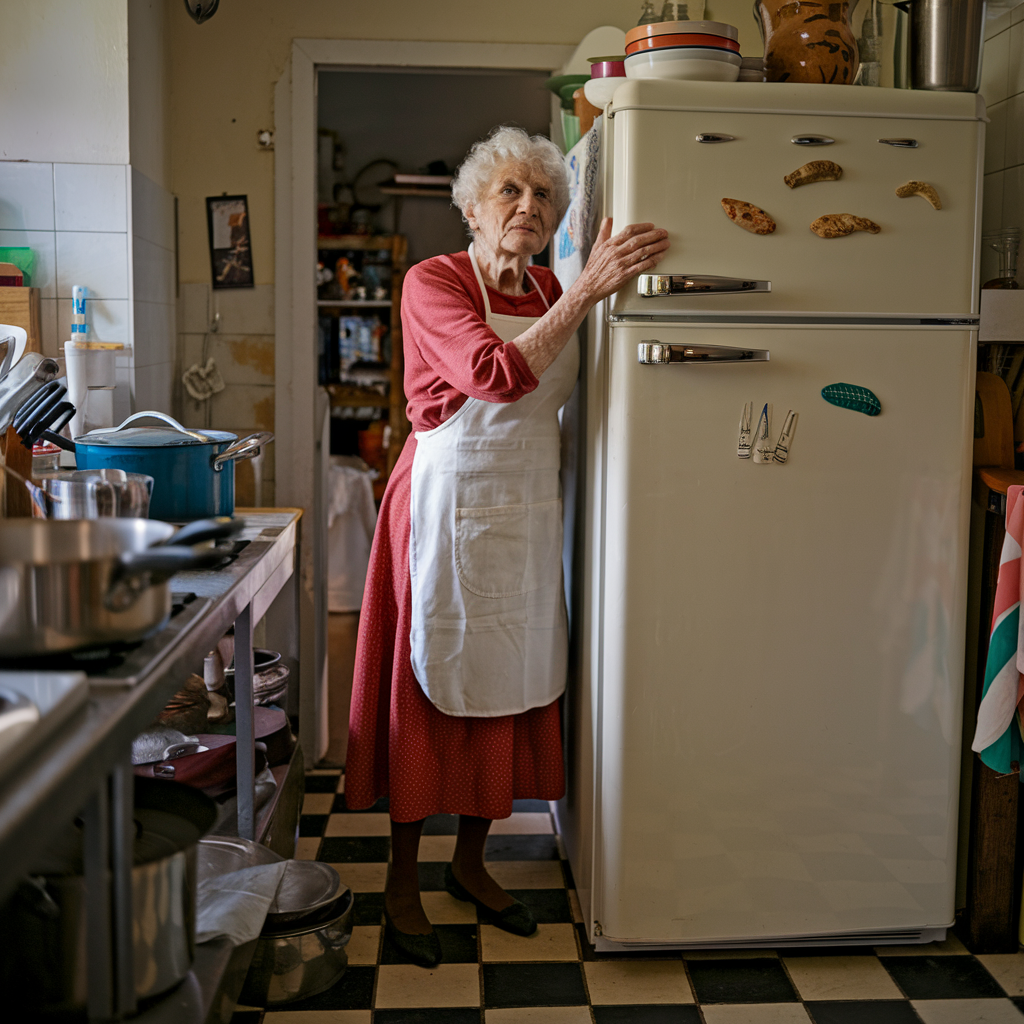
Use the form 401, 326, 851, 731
231, 769, 1024, 1024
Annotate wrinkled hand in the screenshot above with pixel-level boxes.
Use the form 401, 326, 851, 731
578, 218, 669, 304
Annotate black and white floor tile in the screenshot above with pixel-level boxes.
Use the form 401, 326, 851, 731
231, 769, 1024, 1024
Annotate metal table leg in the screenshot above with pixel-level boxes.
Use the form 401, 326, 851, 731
235, 603, 256, 840
111, 760, 137, 1017
84, 783, 114, 1021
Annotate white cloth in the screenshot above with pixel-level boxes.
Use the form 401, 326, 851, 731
327, 458, 377, 612
553, 119, 602, 291
408, 245, 579, 717
195, 861, 288, 946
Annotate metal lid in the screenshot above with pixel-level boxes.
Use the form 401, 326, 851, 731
265, 860, 344, 926
76, 410, 236, 447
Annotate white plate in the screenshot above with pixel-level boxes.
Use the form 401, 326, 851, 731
626, 44, 742, 66
584, 76, 626, 108
624, 55, 741, 82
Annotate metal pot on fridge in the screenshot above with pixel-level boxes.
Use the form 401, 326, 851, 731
0, 777, 218, 1017
892, 0, 986, 92
74, 411, 273, 521
0, 516, 243, 658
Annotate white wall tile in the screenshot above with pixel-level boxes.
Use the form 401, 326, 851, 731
1011, 23, 1024, 96
133, 300, 175, 368
58, 297, 131, 346
54, 163, 127, 233
0, 162, 54, 231
133, 236, 175, 305
1006, 93, 1024, 168
131, 168, 175, 251
985, 170, 1005, 233
983, 30, 1011, 105
988, 100, 1009, 172
1003, 163, 1024, 232
178, 281, 210, 334
0, 229, 56, 297
39, 297, 59, 358
56, 231, 129, 299
134, 361, 174, 415
987, 9, 1015, 40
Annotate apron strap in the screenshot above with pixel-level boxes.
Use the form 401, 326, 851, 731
468, 243, 551, 318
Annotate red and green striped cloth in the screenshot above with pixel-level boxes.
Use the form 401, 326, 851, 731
973, 485, 1024, 773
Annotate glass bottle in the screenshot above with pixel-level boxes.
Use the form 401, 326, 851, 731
983, 228, 1021, 289
661, 1, 688, 20
637, 1, 660, 24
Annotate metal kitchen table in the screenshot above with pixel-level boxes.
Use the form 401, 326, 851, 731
0, 509, 301, 1022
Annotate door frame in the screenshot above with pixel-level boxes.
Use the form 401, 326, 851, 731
274, 38, 574, 764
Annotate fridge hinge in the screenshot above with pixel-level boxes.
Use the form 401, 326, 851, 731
593, 921, 603, 936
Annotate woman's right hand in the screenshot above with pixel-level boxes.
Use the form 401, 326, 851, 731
576, 218, 670, 304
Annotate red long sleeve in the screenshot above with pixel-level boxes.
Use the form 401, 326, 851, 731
400, 251, 561, 430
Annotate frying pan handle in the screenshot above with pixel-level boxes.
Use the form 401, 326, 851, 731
105, 547, 228, 612
212, 432, 274, 471
168, 516, 245, 547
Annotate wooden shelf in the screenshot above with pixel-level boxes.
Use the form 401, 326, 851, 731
317, 235, 397, 249
378, 186, 451, 198
317, 299, 392, 308
326, 383, 390, 409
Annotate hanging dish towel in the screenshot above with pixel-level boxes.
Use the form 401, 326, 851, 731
973, 484, 1024, 772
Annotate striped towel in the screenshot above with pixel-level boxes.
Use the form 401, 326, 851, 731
973, 485, 1024, 773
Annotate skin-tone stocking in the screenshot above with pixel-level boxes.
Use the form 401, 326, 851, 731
385, 818, 432, 934
451, 814, 514, 912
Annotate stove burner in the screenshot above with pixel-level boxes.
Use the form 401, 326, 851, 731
0, 593, 204, 676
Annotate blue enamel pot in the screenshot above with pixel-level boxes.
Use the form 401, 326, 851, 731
74, 412, 273, 522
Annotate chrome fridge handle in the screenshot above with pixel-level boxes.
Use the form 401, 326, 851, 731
637, 274, 771, 296
638, 342, 770, 365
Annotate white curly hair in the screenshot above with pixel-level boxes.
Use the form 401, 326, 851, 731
451, 125, 569, 236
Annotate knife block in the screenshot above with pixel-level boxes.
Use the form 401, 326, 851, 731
1, 426, 34, 517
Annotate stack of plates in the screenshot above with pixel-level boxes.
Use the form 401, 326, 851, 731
624, 20, 741, 82
584, 55, 627, 107
739, 56, 765, 82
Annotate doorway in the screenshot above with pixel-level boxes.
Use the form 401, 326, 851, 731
315, 65, 554, 764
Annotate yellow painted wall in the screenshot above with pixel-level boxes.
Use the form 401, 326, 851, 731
168, 0, 762, 286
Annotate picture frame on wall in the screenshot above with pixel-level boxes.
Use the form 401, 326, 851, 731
206, 194, 254, 289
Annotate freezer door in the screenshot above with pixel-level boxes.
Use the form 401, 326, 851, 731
596, 323, 973, 944
607, 101, 982, 318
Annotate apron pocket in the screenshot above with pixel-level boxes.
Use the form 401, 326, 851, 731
455, 499, 562, 599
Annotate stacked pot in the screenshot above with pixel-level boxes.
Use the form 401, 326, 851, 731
624, 20, 741, 82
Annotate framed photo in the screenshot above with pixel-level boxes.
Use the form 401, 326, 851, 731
206, 194, 254, 289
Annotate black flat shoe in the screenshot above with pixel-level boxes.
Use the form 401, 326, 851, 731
383, 906, 443, 967
444, 862, 537, 937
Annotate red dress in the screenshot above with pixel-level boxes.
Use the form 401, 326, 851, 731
345, 252, 567, 822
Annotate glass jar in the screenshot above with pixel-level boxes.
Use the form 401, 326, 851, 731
982, 228, 1021, 290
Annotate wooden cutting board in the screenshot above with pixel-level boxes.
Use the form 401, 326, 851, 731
0, 287, 41, 353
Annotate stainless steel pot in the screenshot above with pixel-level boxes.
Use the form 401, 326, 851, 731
32, 467, 154, 519
895, 0, 986, 91
0, 778, 217, 1016
0, 518, 238, 657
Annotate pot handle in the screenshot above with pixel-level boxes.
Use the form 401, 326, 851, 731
84, 410, 210, 443
105, 546, 228, 612
168, 516, 246, 547
212, 431, 274, 471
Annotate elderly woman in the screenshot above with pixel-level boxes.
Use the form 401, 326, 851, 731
347, 125, 668, 965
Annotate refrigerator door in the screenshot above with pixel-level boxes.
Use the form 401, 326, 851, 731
606, 81, 984, 320
595, 322, 973, 945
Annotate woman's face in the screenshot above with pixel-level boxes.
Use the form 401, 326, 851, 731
466, 161, 558, 258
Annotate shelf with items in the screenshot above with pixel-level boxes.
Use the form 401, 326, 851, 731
377, 184, 451, 198
317, 233, 409, 491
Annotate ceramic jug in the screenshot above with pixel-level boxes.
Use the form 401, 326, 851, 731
755, 0, 860, 84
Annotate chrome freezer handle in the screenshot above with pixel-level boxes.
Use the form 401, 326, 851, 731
638, 342, 770, 365
637, 274, 771, 297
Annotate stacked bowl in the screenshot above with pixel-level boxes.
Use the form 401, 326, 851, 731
624, 20, 741, 82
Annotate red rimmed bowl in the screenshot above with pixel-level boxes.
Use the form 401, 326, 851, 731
626, 33, 742, 56
625, 19, 739, 46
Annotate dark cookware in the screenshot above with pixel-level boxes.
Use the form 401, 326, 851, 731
74, 411, 273, 521
0, 777, 217, 1016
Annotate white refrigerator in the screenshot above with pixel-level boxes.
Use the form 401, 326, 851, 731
556, 80, 985, 950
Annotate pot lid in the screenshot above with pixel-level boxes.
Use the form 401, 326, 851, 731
265, 860, 344, 925
76, 410, 236, 447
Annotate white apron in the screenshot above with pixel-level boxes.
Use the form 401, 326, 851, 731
408, 245, 579, 717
